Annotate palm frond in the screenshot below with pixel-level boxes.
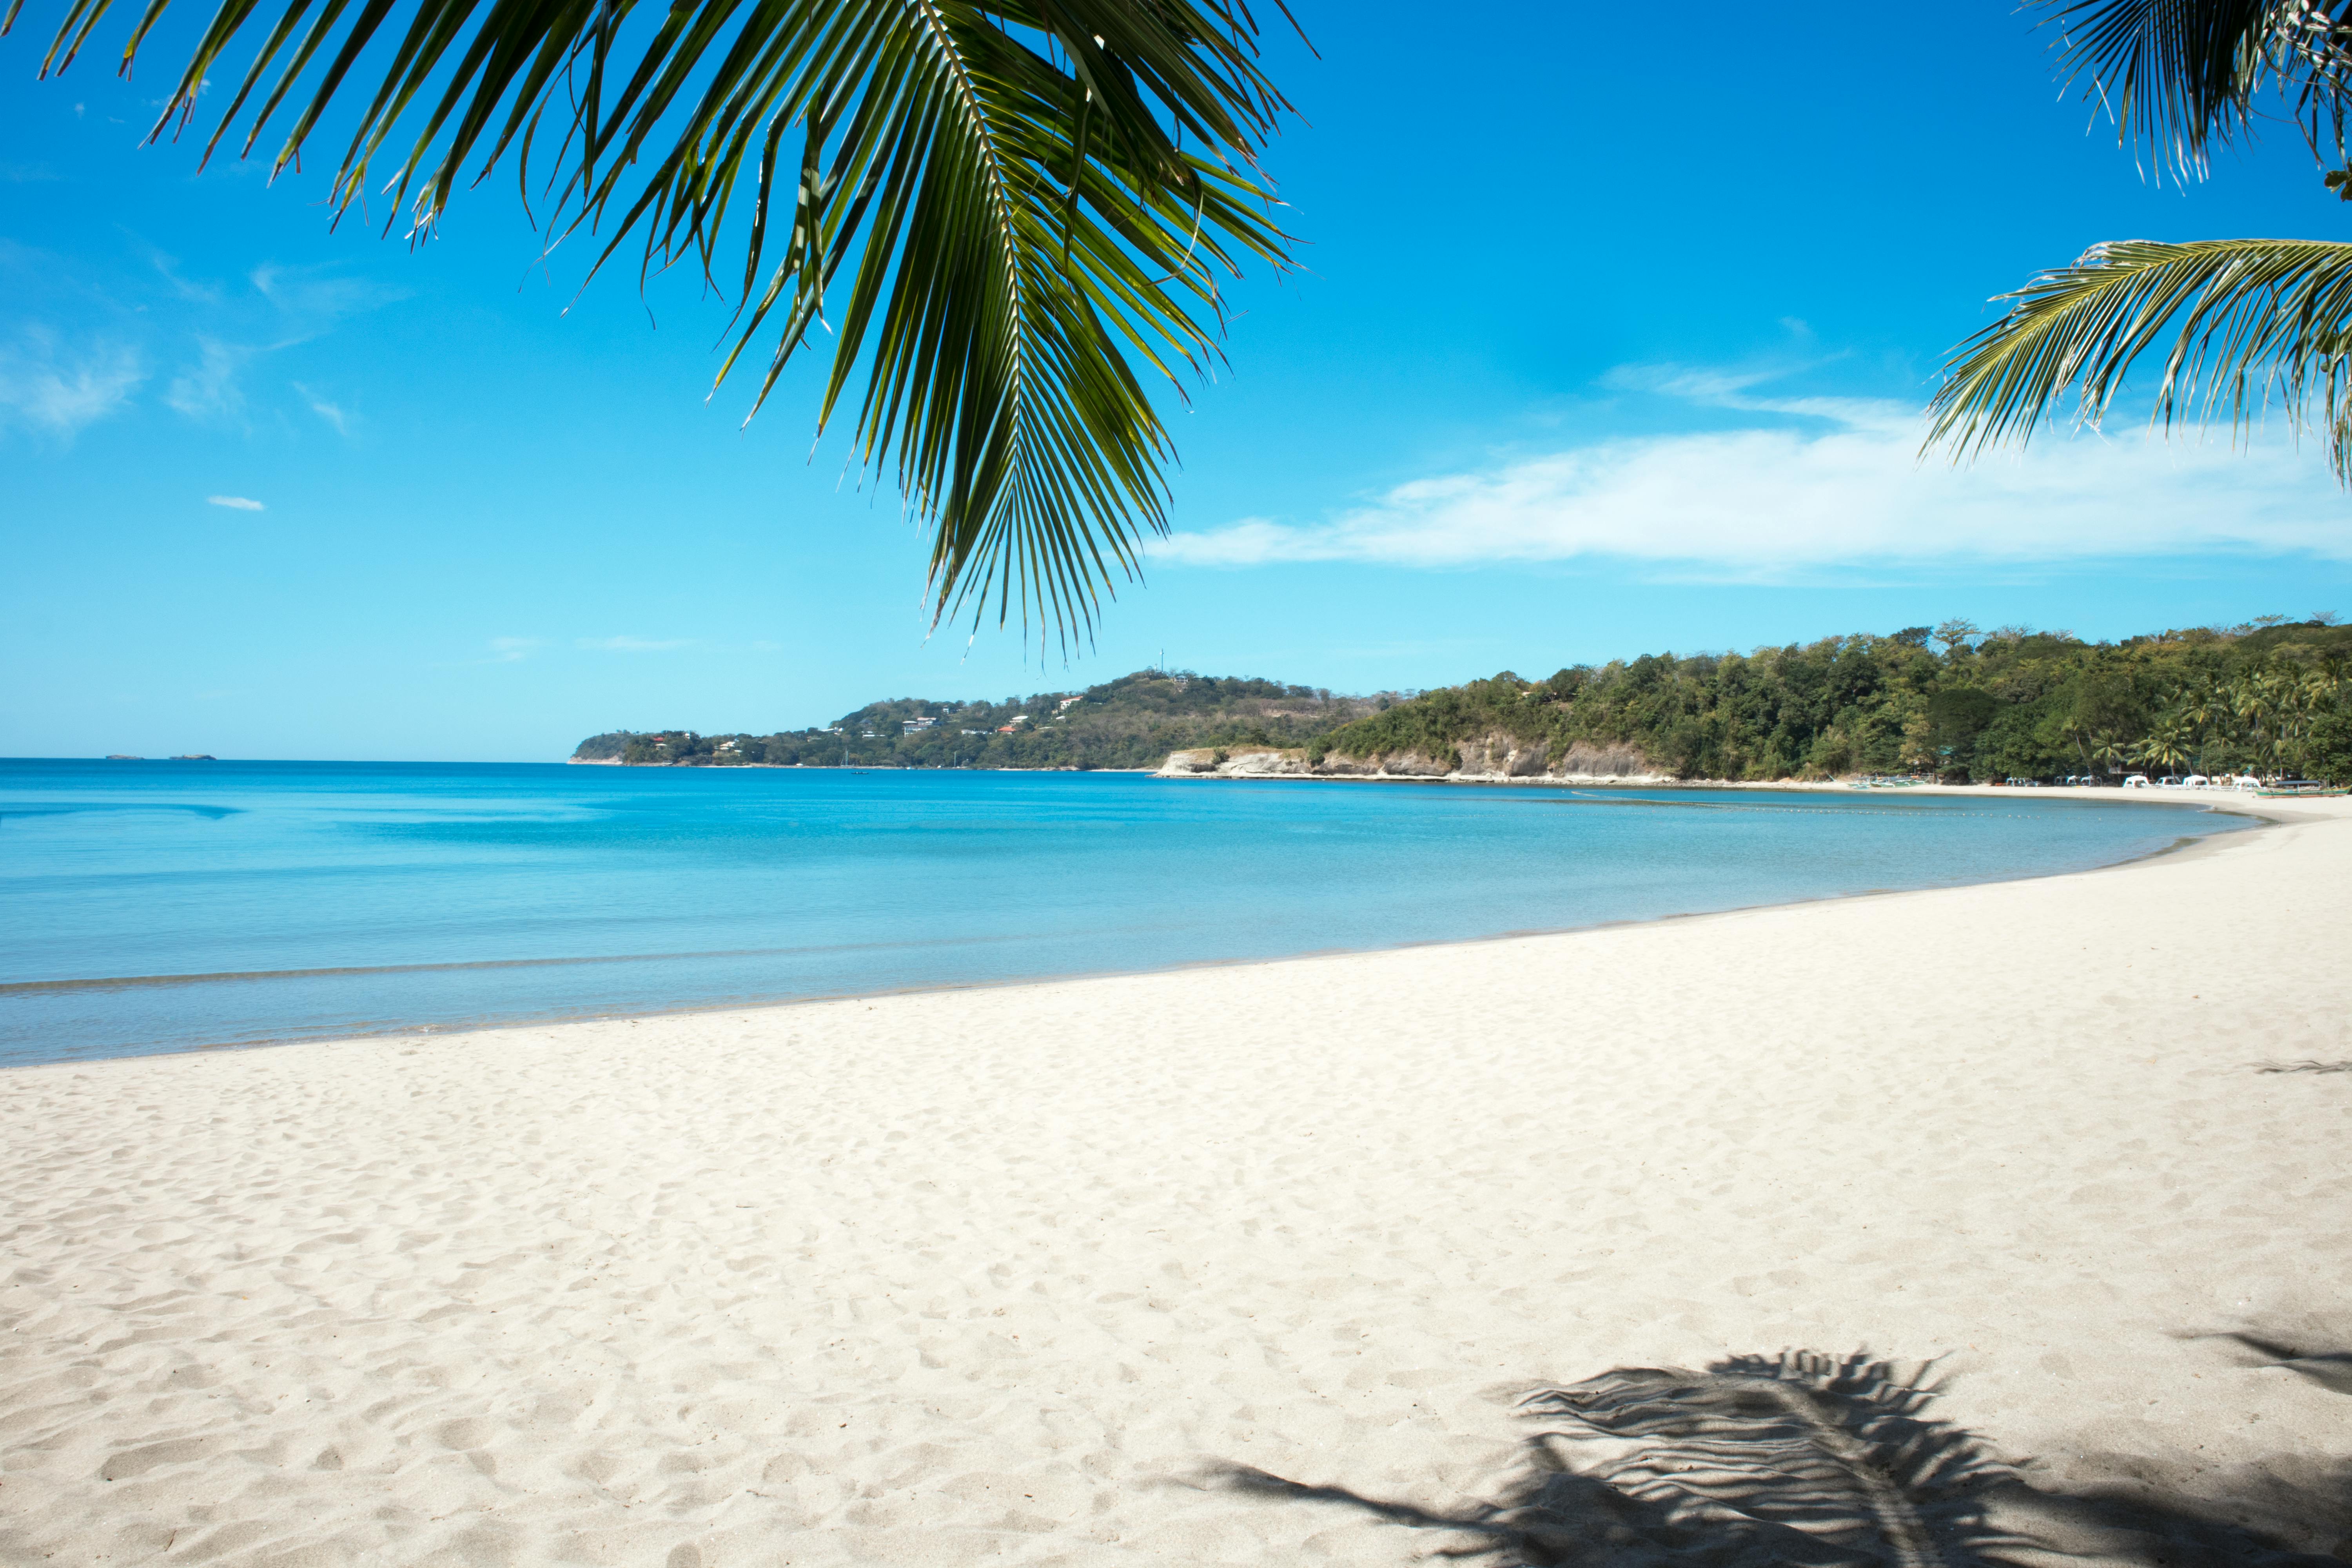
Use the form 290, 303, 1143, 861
2, 0, 1300, 647
1926, 236, 2352, 478
2038, 0, 2352, 173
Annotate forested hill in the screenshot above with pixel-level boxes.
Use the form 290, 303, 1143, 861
572, 670, 1397, 770
1307, 618, 2352, 784
575, 619, 2352, 783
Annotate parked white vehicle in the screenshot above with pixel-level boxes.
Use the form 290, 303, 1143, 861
2178, 774, 2209, 788
2230, 774, 2263, 791
2121, 774, 2151, 789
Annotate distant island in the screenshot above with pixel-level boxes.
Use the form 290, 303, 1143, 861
576, 617, 2352, 786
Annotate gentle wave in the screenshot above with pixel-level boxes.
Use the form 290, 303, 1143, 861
0, 930, 1049, 996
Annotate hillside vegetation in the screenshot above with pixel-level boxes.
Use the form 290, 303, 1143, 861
573, 670, 1394, 771
1310, 618, 2352, 784
576, 618, 2352, 784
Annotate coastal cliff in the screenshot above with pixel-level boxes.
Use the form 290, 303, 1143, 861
1161, 735, 1666, 784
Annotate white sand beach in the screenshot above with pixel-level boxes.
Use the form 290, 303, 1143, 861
4, 792, 2349, 1566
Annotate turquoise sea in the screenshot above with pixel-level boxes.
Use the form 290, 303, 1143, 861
0, 759, 2244, 1067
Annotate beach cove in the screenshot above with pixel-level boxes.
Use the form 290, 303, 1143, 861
0, 763, 2253, 1064
2, 791, 2348, 1565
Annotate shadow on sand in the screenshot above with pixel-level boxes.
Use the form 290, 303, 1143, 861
2200, 1332, 2352, 1399
1208, 1350, 2350, 1565
2255, 1061, 2352, 1075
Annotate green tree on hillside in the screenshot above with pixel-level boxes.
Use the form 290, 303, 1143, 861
1305, 620, 2352, 785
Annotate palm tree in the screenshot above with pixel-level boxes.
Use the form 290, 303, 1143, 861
2089, 729, 2133, 777
2180, 676, 2229, 775
2132, 718, 2191, 775
1927, 2, 2352, 480
2, 0, 1299, 644
2227, 672, 2282, 775
2263, 658, 2340, 772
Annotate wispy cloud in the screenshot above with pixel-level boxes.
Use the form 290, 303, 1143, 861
154, 269, 405, 427
577, 635, 693, 652
487, 636, 541, 662
249, 263, 410, 326
167, 337, 255, 423
1153, 364, 2352, 579
134, 240, 222, 305
0, 330, 144, 437
2, 241, 410, 444
207, 495, 265, 511
0, 163, 59, 183
293, 381, 349, 434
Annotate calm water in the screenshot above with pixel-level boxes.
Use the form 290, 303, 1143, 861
0, 760, 2243, 1066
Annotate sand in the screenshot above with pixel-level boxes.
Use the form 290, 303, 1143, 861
4, 792, 2349, 1566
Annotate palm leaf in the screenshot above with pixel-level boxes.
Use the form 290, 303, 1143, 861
2, 0, 1299, 646
2038, 0, 2352, 173
1927, 237, 2352, 477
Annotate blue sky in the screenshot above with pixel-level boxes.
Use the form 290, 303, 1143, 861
5, 2, 2351, 760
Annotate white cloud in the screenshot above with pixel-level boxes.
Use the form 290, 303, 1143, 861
293, 381, 349, 434
207, 495, 265, 510
249, 263, 409, 325
487, 636, 541, 662
1154, 369, 2352, 578
577, 635, 692, 652
0, 331, 143, 436
140, 243, 221, 305
167, 337, 254, 422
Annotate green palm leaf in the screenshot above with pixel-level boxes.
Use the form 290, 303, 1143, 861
2038, 0, 2352, 173
3, 0, 1298, 645
1928, 6, 2352, 476
1927, 237, 2352, 476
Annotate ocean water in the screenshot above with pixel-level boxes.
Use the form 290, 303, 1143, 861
0, 759, 2244, 1067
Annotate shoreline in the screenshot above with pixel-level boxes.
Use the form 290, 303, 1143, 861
4, 799, 2347, 1562
566, 751, 2345, 807
2, 790, 2272, 1071
565, 758, 1165, 772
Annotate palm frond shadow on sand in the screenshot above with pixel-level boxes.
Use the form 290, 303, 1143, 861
2203, 1331, 2352, 1398
1208, 1350, 2352, 1566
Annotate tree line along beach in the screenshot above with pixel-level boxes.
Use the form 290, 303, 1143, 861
568, 616, 2352, 788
